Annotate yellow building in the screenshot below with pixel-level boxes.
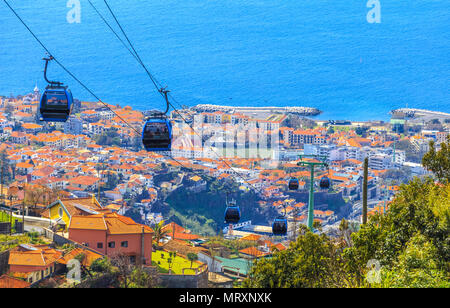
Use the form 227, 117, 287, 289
42, 195, 104, 231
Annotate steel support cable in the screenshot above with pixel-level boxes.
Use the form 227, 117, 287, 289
3, 0, 237, 191
100, 0, 264, 195
86, 0, 139, 64
2, 0, 142, 136
6, 0, 262, 196
102, 0, 162, 99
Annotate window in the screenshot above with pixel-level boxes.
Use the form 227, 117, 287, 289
58, 207, 63, 218
97, 242, 103, 249
108, 241, 115, 248
121, 241, 128, 248
82, 242, 89, 247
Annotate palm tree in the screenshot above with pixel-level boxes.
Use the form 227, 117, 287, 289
152, 220, 168, 248
187, 253, 198, 268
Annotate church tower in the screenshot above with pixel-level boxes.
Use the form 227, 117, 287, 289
33, 83, 40, 100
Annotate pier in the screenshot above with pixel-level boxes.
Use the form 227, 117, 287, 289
390, 108, 450, 122
191, 104, 322, 117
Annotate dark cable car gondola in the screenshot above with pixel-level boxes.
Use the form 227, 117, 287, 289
272, 216, 288, 236
319, 164, 331, 189
39, 56, 73, 122
142, 88, 173, 152
224, 199, 241, 224
142, 114, 172, 151
272, 203, 287, 236
288, 178, 299, 190
320, 176, 331, 189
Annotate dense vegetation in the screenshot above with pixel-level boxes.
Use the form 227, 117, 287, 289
422, 135, 450, 183
164, 177, 276, 236
243, 138, 450, 288
93, 128, 122, 147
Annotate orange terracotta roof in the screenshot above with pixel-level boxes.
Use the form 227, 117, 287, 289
239, 234, 262, 242
9, 246, 62, 267
69, 215, 107, 231
57, 248, 103, 267
162, 222, 186, 234
53, 197, 104, 217
69, 212, 153, 235
0, 275, 30, 288
172, 232, 200, 240
239, 247, 268, 257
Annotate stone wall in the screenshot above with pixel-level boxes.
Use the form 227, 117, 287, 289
159, 268, 208, 288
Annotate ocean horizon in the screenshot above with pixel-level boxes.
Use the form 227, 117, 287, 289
0, 0, 448, 121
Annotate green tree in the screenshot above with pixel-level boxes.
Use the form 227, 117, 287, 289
243, 231, 354, 288
152, 220, 168, 247
128, 267, 158, 288
187, 253, 198, 268
422, 135, 450, 183
343, 178, 450, 286
355, 126, 369, 137
377, 234, 450, 288
0, 151, 13, 183
90, 257, 111, 273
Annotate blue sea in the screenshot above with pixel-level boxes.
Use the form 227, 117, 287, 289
0, 0, 448, 121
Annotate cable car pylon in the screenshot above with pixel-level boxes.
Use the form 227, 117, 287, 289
296, 155, 331, 230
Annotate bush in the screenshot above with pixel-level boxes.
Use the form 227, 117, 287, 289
90, 258, 111, 273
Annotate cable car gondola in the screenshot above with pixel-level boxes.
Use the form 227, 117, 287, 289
272, 203, 288, 236
320, 164, 331, 189
142, 114, 172, 151
320, 176, 331, 189
288, 178, 299, 190
39, 56, 73, 122
224, 199, 241, 224
272, 216, 288, 236
142, 89, 173, 152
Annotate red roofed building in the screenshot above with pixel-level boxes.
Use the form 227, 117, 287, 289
8, 244, 62, 284
68, 212, 153, 265
239, 247, 269, 259
162, 222, 200, 241
10, 131, 27, 144
16, 162, 34, 175
68, 176, 100, 191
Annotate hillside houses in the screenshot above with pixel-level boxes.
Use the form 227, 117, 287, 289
0, 89, 445, 243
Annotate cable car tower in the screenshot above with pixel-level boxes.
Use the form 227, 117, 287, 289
296, 155, 330, 230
